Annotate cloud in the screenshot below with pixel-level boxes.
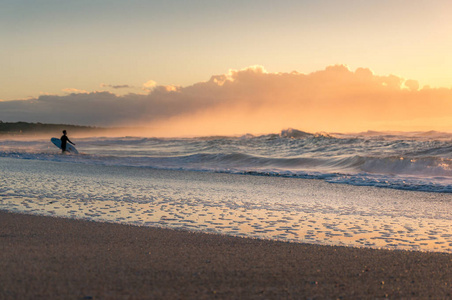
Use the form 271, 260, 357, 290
142, 80, 157, 91
1, 65, 452, 136
403, 79, 420, 91
100, 84, 133, 89
62, 88, 88, 94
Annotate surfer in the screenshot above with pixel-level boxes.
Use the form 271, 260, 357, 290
60, 130, 75, 153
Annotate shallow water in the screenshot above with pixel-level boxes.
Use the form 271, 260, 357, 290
1, 157, 451, 253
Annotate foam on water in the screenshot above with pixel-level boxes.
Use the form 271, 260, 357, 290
1, 157, 451, 253
2, 129, 452, 192
1, 129, 452, 252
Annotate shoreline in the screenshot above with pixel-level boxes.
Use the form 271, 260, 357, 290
1, 210, 451, 299
2, 207, 452, 255
2, 156, 451, 254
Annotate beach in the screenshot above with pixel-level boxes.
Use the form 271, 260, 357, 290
1, 156, 451, 253
1, 136, 452, 298
1, 210, 451, 299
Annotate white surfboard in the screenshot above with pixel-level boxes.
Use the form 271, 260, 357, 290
51, 137, 79, 154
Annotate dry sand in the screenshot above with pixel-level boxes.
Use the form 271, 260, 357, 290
1, 210, 451, 299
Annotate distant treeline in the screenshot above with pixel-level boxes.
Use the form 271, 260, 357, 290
0, 121, 104, 136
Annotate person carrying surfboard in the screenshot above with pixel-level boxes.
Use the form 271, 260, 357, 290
60, 130, 75, 153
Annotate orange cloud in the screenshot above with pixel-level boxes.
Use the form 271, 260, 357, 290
62, 88, 88, 94
2, 65, 452, 136
142, 80, 157, 91
148, 65, 452, 135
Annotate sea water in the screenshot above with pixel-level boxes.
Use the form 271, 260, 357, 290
0, 129, 451, 252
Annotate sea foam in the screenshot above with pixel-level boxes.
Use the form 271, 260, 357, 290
1, 129, 452, 192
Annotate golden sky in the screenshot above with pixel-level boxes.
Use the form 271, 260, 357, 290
2, 65, 452, 136
1, 1, 452, 136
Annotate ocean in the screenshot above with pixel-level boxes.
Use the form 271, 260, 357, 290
1, 128, 451, 252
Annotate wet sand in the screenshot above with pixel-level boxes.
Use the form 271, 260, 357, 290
2, 157, 452, 253
1, 211, 451, 299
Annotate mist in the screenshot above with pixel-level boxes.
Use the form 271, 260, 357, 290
2, 65, 452, 137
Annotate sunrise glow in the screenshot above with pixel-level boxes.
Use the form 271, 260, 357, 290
1, 0, 452, 136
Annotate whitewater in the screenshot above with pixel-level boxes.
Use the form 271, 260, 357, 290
2, 128, 452, 193
1, 128, 451, 252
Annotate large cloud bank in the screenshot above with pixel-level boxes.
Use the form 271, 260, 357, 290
2, 65, 452, 136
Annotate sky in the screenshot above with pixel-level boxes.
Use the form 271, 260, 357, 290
2, 0, 452, 136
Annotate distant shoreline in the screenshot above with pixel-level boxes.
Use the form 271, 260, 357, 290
0, 121, 103, 136
0, 121, 148, 137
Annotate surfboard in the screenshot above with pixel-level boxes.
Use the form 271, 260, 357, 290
51, 137, 78, 154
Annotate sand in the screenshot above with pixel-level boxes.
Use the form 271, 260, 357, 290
1, 210, 451, 299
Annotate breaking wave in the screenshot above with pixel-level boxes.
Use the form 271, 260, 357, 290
2, 128, 452, 193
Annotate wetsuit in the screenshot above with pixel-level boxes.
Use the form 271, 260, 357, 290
60, 135, 70, 152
